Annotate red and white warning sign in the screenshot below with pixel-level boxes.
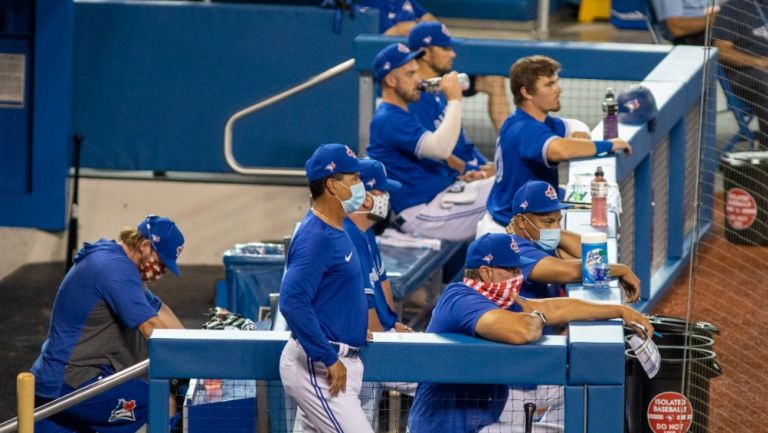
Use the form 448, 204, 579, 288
726, 188, 757, 230
647, 391, 693, 433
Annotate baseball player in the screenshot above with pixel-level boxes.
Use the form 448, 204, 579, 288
31, 215, 186, 433
279, 143, 375, 433
407, 233, 653, 433
506, 180, 641, 304
367, 43, 493, 241
357, 0, 437, 35
479, 55, 632, 236
408, 21, 508, 174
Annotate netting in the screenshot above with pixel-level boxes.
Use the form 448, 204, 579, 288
180, 380, 564, 432
651, 2, 768, 433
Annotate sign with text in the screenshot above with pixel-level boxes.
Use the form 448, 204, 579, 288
647, 391, 693, 433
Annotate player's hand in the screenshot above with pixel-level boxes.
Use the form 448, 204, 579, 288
610, 138, 632, 156
394, 322, 414, 333
326, 360, 347, 397
480, 163, 495, 178
612, 264, 641, 303
440, 72, 463, 101
459, 170, 487, 183
569, 131, 592, 139
446, 155, 466, 174
512, 292, 533, 313
622, 307, 654, 337
367, 328, 374, 341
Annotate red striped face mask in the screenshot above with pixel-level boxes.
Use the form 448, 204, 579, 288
140, 255, 166, 282
464, 275, 523, 309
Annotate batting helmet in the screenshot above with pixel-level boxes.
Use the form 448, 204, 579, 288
617, 85, 657, 125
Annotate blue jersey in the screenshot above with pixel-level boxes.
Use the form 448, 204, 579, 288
408, 282, 510, 433
31, 240, 161, 399
368, 102, 457, 213
512, 235, 565, 299
344, 218, 398, 330
357, 0, 428, 33
280, 212, 368, 366
487, 109, 567, 224
410, 92, 488, 171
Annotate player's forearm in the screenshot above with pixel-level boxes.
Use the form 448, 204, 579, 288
557, 230, 582, 259
384, 21, 416, 36
416, 101, 462, 160
546, 138, 609, 162
715, 40, 768, 68
157, 303, 185, 329
280, 297, 338, 365
528, 258, 582, 285
666, 16, 708, 37
533, 298, 624, 326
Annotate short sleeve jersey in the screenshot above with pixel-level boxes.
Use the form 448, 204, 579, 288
407, 283, 510, 433
712, 0, 768, 59
358, 0, 428, 33
410, 92, 488, 171
512, 234, 565, 299
487, 109, 566, 224
30, 240, 162, 398
344, 218, 397, 330
368, 102, 457, 213
279, 212, 368, 366
651, 0, 708, 21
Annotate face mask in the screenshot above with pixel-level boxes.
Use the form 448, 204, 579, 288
335, 180, 366, 214
369, 192, 390, 219
464, 274, 524, 309
139, 254, 166, 281
523, 215, 561, 252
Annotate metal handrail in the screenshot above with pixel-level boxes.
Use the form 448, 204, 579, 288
0, 360, 149, 433
223, 58, 356, 175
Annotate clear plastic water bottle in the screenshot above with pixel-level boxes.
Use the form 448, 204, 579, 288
602, 88, 619, 140
419, 72, 471, 93
581, 232, 609, 290
591, 166, 608, 227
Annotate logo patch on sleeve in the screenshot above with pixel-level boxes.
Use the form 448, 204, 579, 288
108, 398, 137, 423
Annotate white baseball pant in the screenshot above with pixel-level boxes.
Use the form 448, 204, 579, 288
280, 339, 373, 433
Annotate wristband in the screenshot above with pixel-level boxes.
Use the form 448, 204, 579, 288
531, 310, 547, 324
594, 140, 613, 155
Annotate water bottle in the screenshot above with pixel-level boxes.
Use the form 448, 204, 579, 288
419, 72, 471, 93
581, 232, 609, 289
591, 166, 608, 227
602, 88, 619, 139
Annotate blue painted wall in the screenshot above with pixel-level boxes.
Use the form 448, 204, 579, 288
73, 1, 378, 173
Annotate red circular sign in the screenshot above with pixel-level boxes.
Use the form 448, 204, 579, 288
647, 391, 693, 433
726, 188, 758, 230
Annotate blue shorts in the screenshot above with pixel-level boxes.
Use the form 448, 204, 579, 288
35, 373, 148, 433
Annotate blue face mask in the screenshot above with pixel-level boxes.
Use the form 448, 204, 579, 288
336, 180, 366, 214
523, 215, 561, 251
535, 228, 561, 251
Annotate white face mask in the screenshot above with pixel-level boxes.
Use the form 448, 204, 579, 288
369, 192, 391, 219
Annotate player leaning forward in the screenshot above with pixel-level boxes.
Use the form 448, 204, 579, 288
279, 143, 376, 433
407, 233, 653, 433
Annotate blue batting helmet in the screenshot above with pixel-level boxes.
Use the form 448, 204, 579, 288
617, 85, 657, 125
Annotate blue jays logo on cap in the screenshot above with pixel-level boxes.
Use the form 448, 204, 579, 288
512, 181, 572, 216
510, 238, 520, 253
345, 145, 356, 158
325, 162, 336, 172
359, 158, 402, 192
408, 21, 462, 51
483, 254, 494, 263
624, 99, 641, 112
545, 184, 558, 200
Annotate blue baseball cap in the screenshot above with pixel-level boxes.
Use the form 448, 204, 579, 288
512, 181, 573, 216
466, 234, 535, 268
137, 215, 185, 276
359, 159, 402, 192
373, 43, 424, 82
408, 22, 462, 51
305, 143, 375, 181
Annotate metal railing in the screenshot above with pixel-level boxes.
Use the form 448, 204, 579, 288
0, 360, 149, 433
223, 58, 356, 176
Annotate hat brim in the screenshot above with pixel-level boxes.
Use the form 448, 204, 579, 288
156, 249, 181, 276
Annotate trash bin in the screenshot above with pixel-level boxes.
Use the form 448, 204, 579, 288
624, 316, 721, 433
222, 243, 285, 322
721, 151, 768, 246
625, 347, 722, 433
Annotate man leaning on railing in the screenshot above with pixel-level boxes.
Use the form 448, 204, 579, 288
30, 215, 186, 433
